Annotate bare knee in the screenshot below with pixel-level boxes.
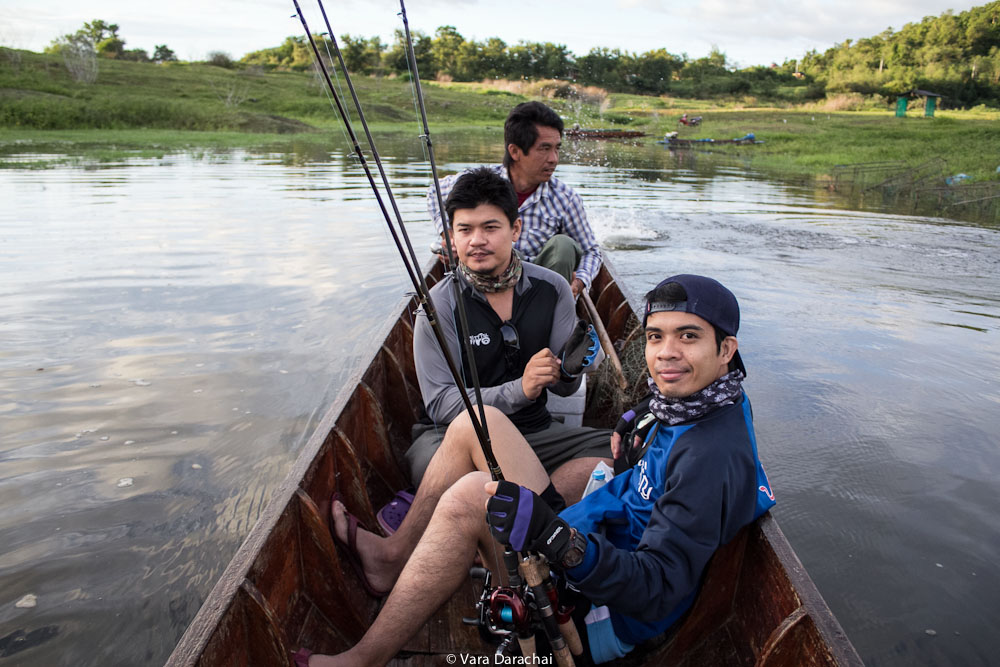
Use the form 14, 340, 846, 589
443, 406, 506, 452
437, 471, 491, 523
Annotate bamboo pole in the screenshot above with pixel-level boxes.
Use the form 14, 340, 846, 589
580, 290, 629, 390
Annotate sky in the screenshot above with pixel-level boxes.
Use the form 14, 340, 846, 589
0, 0, 987, 68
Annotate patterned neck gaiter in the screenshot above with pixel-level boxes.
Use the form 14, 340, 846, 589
647, 369, 745, 425
456, 253, 523, 293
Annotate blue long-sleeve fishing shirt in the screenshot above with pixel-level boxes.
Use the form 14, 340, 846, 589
559, 393, 775, 645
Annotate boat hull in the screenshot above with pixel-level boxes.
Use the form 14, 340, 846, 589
166, 257, 861, 666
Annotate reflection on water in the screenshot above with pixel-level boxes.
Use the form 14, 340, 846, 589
1, 136, 998, 666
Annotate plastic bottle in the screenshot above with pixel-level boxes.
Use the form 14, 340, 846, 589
582, 461, 614, 497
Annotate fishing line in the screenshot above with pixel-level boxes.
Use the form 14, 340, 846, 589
314, 0, 502, 479
391, 8, 569, 662
396, 0, 497, 476
291, 0, 501, 476
295, 5, 576, 662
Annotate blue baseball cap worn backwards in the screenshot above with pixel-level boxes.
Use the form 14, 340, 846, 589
643, 274, 746, 376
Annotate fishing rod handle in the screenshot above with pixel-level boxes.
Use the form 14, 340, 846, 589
519, 556, 575, 667
560, 616, 584, 657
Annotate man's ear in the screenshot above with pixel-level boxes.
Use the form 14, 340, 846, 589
512, 217, 522, 243
720, 336, 738, 364
507, 143, 523, 163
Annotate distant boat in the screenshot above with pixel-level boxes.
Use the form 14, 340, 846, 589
658, 132, 762, 147
566, 128, 646, 139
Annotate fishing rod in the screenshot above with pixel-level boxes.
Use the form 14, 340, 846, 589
393, 0, 496, 475
297, 3, 579, 662
396, 3, 578, 664
291, 0, 504, 480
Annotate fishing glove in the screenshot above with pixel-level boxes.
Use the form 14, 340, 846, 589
487, 481, 572, 563
560, 320, 600, 379
613, 394, 657, 474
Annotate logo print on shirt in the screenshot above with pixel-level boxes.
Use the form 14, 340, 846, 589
469, 333, 491, 346
635, 458, 653, 500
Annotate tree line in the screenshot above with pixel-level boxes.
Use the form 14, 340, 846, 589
240, 28, 791, 100
790, 1, 1000, 106
39, 3, 1000, 107
46, 19, 177, 64
243, 2, 1000, 106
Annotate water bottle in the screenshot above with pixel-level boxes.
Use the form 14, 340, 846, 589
583, 461, 614, 497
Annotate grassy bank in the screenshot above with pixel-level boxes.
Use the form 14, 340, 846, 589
3, 47, 999, 183
642, 108, 1000, 182
0, 48, 515, 132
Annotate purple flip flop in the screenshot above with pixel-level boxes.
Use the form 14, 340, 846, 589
376, 488, 415, 535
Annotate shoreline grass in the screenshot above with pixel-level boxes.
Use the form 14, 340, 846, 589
3, 48, 999, 185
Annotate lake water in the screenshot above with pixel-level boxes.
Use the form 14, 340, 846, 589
1, 134, 998, 666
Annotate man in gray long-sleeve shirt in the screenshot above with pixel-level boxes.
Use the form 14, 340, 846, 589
408, 167, 611, 502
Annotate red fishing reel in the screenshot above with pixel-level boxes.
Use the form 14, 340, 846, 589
463, 567, 533, 641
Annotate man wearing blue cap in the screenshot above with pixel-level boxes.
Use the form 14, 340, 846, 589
304, 274, 774, 667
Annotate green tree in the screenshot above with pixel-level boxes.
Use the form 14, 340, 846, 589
152, 44, 177, 63
478, 37, 510, 79
577, 47, 624, 89
431, 25, 465, 78
242, 35, 314, 70
632, 49, 683, 94
47, 18, 125, 60
81, 20, 125, 58
339, 34, 384, 75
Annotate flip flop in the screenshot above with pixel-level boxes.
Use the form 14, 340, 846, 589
291, 648, 312, 667
329, 492, 390, 598
376, 488, 415, 536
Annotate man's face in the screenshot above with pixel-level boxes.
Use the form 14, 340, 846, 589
508, 125, 561, 188
644, 311, 737, 398
452, 203, 521, 276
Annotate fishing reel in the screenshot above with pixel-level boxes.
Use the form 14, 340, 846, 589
463, 566, 533, 643
463, 559, 581, 665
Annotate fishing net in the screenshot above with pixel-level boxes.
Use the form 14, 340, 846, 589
584, 312, 650, 426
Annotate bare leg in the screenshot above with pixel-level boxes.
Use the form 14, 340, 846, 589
550, 456, 614, 505
312, 472, 503, 667
330, 406, 550, 593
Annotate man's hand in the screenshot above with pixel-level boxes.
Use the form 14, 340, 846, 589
570, 278, 585, 299
611, 395, 655, 461
432, 234, 457, 264
520, 348, 562, 400
485, 481, 572, 563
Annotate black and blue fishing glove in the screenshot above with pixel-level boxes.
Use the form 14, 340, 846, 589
487, 481, 572, 563
560, 320, 600, 378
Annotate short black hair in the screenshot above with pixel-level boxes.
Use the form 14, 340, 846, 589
644, 281, 734, 366
503, 101, 564, 169
444, 167, 519, 227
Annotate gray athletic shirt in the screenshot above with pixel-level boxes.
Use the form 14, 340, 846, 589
413, 262, 582, 425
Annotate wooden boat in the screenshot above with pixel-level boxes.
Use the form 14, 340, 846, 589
166, 257, 863, 667
658, 134, 762, 148
566, 128, 646, 139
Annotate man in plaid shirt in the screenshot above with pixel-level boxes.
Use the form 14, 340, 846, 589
428, 101, 602, 298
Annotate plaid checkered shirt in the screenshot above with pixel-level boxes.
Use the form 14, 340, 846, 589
427, 164, 602, 287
